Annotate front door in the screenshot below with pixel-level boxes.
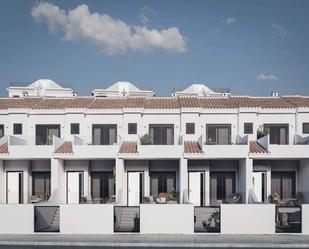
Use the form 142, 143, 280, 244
189, 172, 204, 206
7, 172, 23, 204
252, 172, 266, 202
128, 172, 143, 206
67, 172, 83, 204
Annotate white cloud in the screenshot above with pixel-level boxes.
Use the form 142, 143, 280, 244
272, 23, 287, 36
222, 17, 237, 25
257, 74, 280, 80
31, 2, 186, 56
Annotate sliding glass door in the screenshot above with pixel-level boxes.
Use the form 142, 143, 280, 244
271, 171, 295, 200
91, 172, 114, 203
210, 172, 235, 205
150, 172, 176, 199
36, 125, 60, 145
149, 125, 174, 145
206, 124, 231, 145
264, 124, 289, 145
92, 125, 117, 145
32, 172, 51, 200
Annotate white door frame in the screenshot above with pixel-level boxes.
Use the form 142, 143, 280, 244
6, 171, 23, 204
67, 171, 83, 204
253, 171, 266, 203
127, 171, 143, 206
188, 171, 204, 206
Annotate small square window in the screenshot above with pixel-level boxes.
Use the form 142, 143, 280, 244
71, 123, 80, 135
186, 123, 195, 134
13, 123, 22, 135
303, 123, 309, 134
128, 123, 137, 134
244, 123, 253, 134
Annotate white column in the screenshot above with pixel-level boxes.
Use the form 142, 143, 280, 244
51, 158, 65, 204
116, 158, 125, 205
246, 157, 253, 204
0, 160, 4, 204
204, 169, 210, 206
239, 157, 253, 204
179, 158, 188, 204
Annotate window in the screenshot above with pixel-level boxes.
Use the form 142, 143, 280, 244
303, 123, 309, 134
206, 124, 231, 145
13, 123, 22, 135
92, 124, 117, 145
128, 123, 137, 134
36, 125, 60, 145
150, 171, 176, 199
264, 124, 289, 145
91, 172, 115, 204
70, 123, 80, 135
186, 123, 195, 134
149, 124, 174, 145
0, 125, 4, 138
32, 172, 51, 200
210, 171, 236, 206
271, 171, 295, 200
244, 123, 253, 134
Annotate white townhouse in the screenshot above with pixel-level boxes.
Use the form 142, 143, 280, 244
0, 79, 309, 235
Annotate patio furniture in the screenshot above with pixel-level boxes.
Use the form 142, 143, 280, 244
30, 195, 43, 204
143, 196, 155, 204
156, 192, 169, 204
225, 193, 241, 204
271, 192, 285, 206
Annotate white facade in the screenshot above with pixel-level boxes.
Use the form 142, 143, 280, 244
0, 82, 308, 234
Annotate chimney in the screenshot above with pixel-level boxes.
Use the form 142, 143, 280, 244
271, 90, 279, 97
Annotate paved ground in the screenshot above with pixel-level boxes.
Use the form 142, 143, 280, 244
0, 234, 308, 248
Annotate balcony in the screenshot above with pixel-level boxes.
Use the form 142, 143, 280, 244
252, 134, 309, 158
70, 135, 118, 159
202, 135, 249, 159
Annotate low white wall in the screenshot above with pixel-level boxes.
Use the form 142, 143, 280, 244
221, 204, 275, 234
60, 204, 113, 234
140, 204, 194, 234
302, 204, 309, 234
0, 205, 34, 234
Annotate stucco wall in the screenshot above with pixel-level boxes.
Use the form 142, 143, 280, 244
221, 204, 275, 234
60, 204, 113, 234
302, 204, 309, 234
140, 204, 194, 234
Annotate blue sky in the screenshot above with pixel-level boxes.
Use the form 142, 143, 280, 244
0, 0, 308, 96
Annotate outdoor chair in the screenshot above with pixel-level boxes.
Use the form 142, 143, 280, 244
225, 193, 241, 204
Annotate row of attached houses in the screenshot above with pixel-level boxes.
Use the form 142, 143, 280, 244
1, 80, 309, 234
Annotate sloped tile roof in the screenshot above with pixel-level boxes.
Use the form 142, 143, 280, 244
0, 98, 42, 109
0, 143, 8, 154
119, 141, 138, 154
144, 97, 180, 109
249, 141, 268, 154
90, 97, 144, 109
32, 97, 94, 109
184, 141, 203, 154
179, 97, 238, 109
283, 96, 309, 108
55, 141, 73, 154
231, 96, 295, 109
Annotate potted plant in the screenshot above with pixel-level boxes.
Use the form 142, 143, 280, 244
168, 188, 178, 203
257, 126, 270, 139
140, 133, 153, 145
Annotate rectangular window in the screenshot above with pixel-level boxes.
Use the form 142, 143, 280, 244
70, 123, 80, 135
303, 123, 309, 134
36, 125, 60, 145
271, 171, 295, 201
0, 125, 4, 138
210, 171, 236, 206
128, 123, 137, 134
149, 124, 174, 145
150, 171, 176, 200
206, 124, 231, 145
244, 123, 253, 134
32, 172, 51, 200
264, 124, 289, 145
92, 124, 117, 145
91, 172, 115, 204
13, 123, 22, 135
186, 123, 195, 134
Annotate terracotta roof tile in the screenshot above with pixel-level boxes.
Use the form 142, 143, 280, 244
119, 141, 138, 154
231, 96, 295, 109
184, 141, 203, 154
144, 97, 180, 109
90, 97, 144, 109
249, 141, 268, 154
283, 96, 309, 108
0, 143, 8, 154
32, 97, 93, 109
0, 98, 42, 109
55, 141, 73, 154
